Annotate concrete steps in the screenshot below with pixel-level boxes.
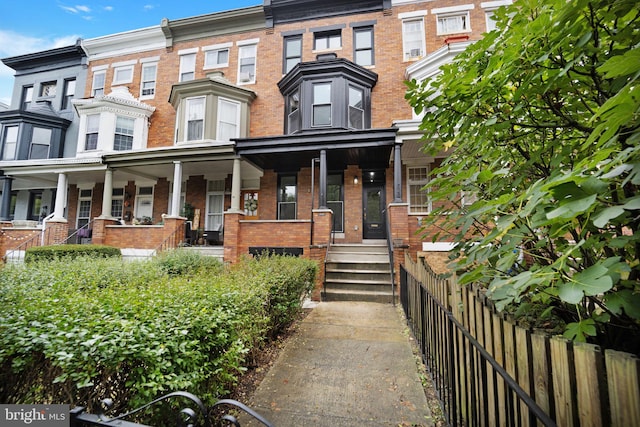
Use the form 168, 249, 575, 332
323, 241, 394, 303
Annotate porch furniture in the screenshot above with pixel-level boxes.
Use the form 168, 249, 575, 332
203, 224, 223, 245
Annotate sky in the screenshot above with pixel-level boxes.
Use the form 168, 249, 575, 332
0, 1, 260, 106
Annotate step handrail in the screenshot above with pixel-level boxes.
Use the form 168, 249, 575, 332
384, 207, 395, 305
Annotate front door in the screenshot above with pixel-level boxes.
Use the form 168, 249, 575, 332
362, 170, 386, 239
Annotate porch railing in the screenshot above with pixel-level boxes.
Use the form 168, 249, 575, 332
400, 258, 555, 426
3, 227, 53, 264
384, 207, 395, 305
153, 221, 187, 254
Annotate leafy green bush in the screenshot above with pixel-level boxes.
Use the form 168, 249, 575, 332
0, 254, 316, 419
24, 244, 121, 263
152, 248, 222, 276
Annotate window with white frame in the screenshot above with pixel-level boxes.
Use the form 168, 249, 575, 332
140, 63, 157, 98
237, 42, 257, 84
112, 63, 134, 85
77, 189, 92, 228
2, 125, 18, 160
185, 97, 205, 141
113, 116, 134, 151
92, 71, 106, 97
204, 44, 230, 69
206, 180, 225, 230
408, 166, 430, 213
29, 127, 51, 159
85, 114, 100, 150
437, 11, 471, 35
179, 53, 197, 82
217, 98, 240, 141
402, 18, 426, 60
111, 188, 124, 219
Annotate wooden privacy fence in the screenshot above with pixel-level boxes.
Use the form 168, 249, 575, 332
401, 253, 640, 427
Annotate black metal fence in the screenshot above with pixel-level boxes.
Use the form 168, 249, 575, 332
400, 264, 556, 427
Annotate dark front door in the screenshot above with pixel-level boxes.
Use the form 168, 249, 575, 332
362, 171, 386, 239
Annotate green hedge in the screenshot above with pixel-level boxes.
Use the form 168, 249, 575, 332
24, 244, 121, 263
0, 251, 316, 418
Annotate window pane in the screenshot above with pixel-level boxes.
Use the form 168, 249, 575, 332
313, 83, 331, 104
3, 126, 18, 160
141, 64, 156, 96
355, 50, 373, 66
30, 128, 51, 159
114, 116, 134, 151
92, 72, 105, 96
313, 105, 331, 126
355, 29, 372, 49
40, 82, 57, 97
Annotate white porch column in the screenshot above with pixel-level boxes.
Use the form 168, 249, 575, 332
230, 157, 242, 212
171, 161, 183, 217
52, 173, 67, 220
100, 168, 114, 218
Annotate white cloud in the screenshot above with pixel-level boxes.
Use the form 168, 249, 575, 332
0, 30, 81, 106
104, 6, 114, 11
144, 4, 155, 11
60, 5, 79, 13
75, 5, 91, 13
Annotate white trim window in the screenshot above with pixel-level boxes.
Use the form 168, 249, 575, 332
217, 98, 240, 141
185, 97, 205, 141
204, 43, 230, 69
92, 70, 106, 97
140, 62, 157, 98
237, 42, 257, 84
113, 116, 134, 151
179, 52, 197, 82
85, 114, 100, 150
402, 17, 426, 60
437, 12, 471, 35
408, 166, 430, 214
77, 189, 92, 228
206, 180, 225, 230
112, 62, 135, 86
111, 188, 124, 219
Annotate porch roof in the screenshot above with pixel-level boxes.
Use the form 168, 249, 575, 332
235, 127, 397, 172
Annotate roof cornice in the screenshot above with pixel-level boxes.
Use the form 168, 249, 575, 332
1, 41, 86, 71
82, 26, 165, 61
161, 6, 265, 48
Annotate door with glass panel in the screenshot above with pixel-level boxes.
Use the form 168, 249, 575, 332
206, 180, 225, 238
362, 170, 386, 239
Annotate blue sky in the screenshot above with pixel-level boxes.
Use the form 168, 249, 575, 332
0, 1, 260, 106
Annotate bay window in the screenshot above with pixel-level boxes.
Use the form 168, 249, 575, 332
185, 97, 205, 141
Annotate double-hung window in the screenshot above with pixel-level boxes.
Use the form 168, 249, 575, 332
353, 26, 374, 66
77, 189, 92, 229
179, 52, 197, 82
238, 41, 257, 84
217, 98, 240, 142
85, 114, 100, 150
29, 127, 51, 160
92, 70, 106, 96
287, 89, 300, 134
204, 44, 230, 69
278, 175, 297, 220
21, 86, 33, 110
283, 35, 302, 73
61, 79, 76, 110
401, 13, 426, 60
312, 82, 332, 127
140, 62, 157, 98
408, 166, 430, 213
111, 188, 124, 219
2, 126, 18, 160
185, 97, 205, 141
113, 116, 134, 151
327, 174, 344, 233
437, 12, 470, 34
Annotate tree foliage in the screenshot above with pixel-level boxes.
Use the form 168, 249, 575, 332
406, 0, 640, 350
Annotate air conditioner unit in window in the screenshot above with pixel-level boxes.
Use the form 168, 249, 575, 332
239, 72, 253, 82
409, 48, 422, 58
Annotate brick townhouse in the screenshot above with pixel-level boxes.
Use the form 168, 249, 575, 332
0, 0, 511, 300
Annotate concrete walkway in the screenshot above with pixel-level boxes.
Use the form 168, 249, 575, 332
243, 301, 433, 426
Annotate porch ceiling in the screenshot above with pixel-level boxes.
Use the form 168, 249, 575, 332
235, 127, 397, 172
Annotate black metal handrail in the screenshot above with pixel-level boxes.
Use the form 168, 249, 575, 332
64, 220, 95, 245
400, 265, 556, 427
384, 208, 395, 305
70, 392, 273, 427
2, 226, 51, 263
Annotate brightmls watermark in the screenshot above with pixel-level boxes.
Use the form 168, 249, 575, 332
0, 405, 68, 426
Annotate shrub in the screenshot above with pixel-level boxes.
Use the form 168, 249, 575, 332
0, 254, 316, 420
24, 244, 121, 263
152, 248, 222, 277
